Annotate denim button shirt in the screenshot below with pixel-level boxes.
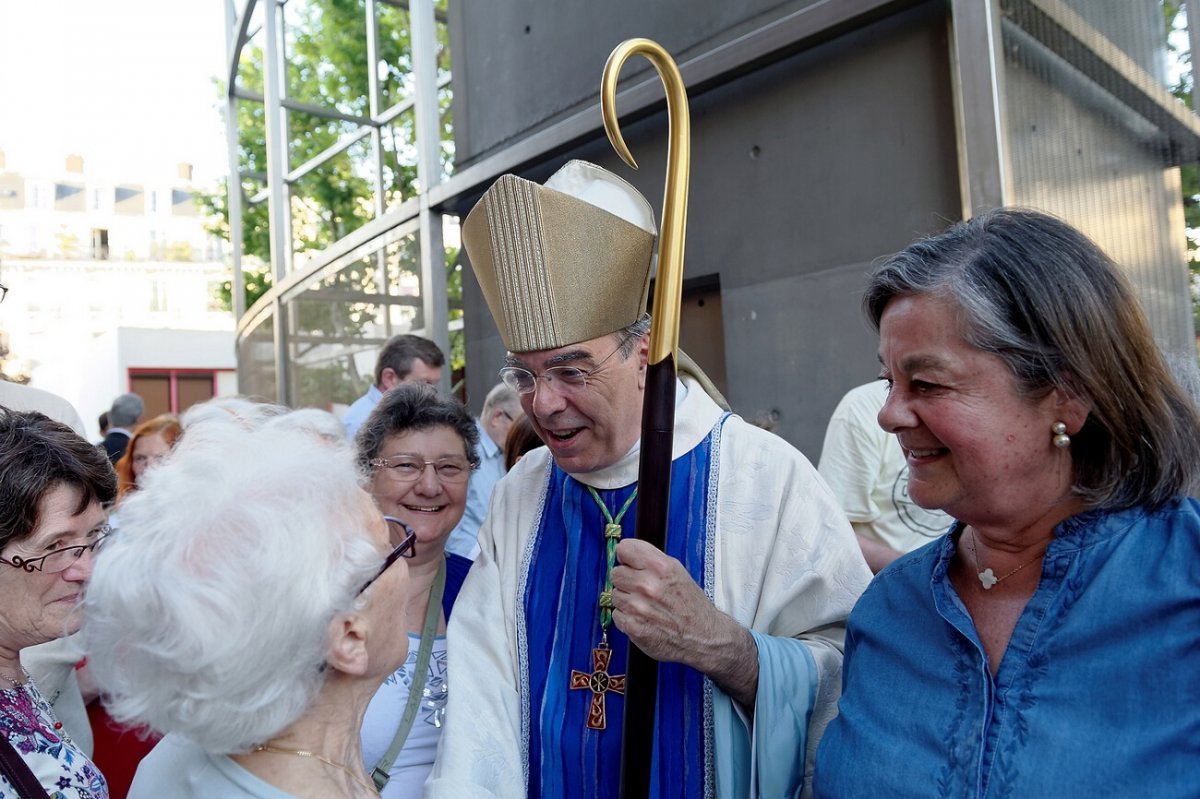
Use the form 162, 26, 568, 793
815, 498, 1200, 798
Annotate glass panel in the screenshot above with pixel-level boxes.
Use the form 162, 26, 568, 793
238, 311, 278, 402
381, 113, 419, 206
286, 232, 423, 411
289, 128, 378, 262
230, 0, 456, 407
283, 0, 371, 119
435, 0, 454, 177
377, 2, 416, 110
438, 82, 455, 179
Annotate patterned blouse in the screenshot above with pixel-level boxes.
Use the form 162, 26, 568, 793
0, 677, 107, 799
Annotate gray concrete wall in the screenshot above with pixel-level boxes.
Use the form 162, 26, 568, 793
456, 3, 962, 458
450, 0, 831, 166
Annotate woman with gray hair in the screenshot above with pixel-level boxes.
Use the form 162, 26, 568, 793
815, 209, 1200, 796
82, 412, 413, 798
353, 383, 479, 798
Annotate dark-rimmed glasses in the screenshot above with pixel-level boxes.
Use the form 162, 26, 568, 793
357, 517, 417, 596
498, 336, 631, 396
1, 526, 111, 574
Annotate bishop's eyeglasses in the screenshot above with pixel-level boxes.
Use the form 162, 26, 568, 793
497, 335, 630, 396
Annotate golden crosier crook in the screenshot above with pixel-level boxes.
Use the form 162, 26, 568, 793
601, 38, 690, 366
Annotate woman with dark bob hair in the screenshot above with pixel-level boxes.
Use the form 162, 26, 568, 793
353, 383, 479, 798
0, 409, 115, 797
815, 209, 1200, 796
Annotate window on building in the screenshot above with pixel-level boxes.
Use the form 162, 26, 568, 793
129, 369, 233, 416
149, 279, 167, 312
91, 228, 109, 260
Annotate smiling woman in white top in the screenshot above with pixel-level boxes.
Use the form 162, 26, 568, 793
353, 383, 481, 799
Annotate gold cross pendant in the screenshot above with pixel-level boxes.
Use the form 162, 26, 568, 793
569, 643, 626, 730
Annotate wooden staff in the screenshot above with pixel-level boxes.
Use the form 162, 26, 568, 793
600, 38, 690, 799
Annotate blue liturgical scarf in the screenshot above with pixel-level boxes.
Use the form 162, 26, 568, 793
522, 426, 720, 799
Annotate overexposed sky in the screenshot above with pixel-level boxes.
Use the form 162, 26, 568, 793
0, 0, 228, 186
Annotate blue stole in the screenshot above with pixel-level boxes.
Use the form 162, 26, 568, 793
521, 427, 721, 799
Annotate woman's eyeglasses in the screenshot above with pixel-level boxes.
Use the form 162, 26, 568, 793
357, 517, 416, 596
369, 456, 473, 485
1, 526, 112, 574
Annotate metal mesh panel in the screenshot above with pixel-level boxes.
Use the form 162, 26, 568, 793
286, 231, 424, 410
1001, 0, 1196, 350
237, 312, 278, 402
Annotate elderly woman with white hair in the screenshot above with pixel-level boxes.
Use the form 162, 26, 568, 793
81, 411, 414, 798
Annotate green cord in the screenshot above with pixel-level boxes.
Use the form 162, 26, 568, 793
586, 484, 638, 630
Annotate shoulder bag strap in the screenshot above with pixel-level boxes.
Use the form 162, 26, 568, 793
371, 557, 446, 792
0, 733, 51, 799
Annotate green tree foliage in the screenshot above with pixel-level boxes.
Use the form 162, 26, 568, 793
197, 0, 464, 394
197, 0, 451, 298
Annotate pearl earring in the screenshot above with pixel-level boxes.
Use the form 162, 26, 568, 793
1052, 421, 1071, 449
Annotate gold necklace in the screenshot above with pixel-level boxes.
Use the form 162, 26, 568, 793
965, 528, 1044, 590
253, 744, 379, 796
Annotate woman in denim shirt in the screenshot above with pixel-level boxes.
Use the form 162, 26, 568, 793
815, 209, 1200, 798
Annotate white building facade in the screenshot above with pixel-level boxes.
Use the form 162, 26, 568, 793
0, 150, 236, 439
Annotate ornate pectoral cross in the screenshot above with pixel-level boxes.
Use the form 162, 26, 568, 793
569, 642, 626, 730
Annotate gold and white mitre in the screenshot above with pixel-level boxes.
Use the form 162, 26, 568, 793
461, 160, 657, 353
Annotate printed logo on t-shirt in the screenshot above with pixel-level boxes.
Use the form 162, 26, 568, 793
892, 467, 951, 537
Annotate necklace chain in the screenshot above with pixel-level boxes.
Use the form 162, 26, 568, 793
965, 528, 1043, 590
254, 744, 379, 796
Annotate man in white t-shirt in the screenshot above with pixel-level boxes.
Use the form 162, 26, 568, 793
818, 380, 952, 572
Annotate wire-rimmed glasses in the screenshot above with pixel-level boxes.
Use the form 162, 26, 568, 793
369, 455, 473, 484
498, 336, 630, 396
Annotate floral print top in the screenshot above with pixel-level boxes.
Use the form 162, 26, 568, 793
0, 677, 107, 799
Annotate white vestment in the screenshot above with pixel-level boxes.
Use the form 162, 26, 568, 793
427, 377, 871, 798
